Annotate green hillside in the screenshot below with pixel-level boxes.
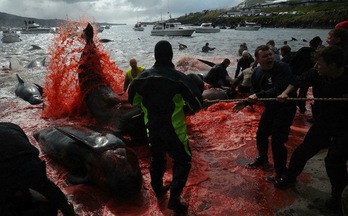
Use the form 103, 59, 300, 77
173, 1, 348, 29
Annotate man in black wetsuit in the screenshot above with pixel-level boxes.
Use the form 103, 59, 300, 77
204, 58, 233, 90
128, 40, 203, 212
275, 46, 348, 212
232, 44, 297, 182
0, 122, 75, 216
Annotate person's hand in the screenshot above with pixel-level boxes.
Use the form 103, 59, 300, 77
232, 101, 246, 113
277, 92, 289, 103
247, 94, 258, 103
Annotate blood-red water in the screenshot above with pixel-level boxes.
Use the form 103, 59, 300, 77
0, 20, 319, 216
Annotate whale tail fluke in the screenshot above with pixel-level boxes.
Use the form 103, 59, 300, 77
83, 23, 94, 42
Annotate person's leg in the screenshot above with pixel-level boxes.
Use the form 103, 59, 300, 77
249, 110, 272, 167
148, 136, 168, 197
270, 106, 295, 179
275, 125, 330, 188
325, 133, 348, 211
342, 185, 348, 215
166, 132, 192, 211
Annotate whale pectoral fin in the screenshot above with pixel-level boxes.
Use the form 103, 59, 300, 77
197, 59, 216, 67
34, 83, 44, 94
67, 173, 89, 184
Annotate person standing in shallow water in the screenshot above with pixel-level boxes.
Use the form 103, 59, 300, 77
202, 42, 215, 52
128, 40, 203, 212
232, 44, 297, 182
123, 58, 145, 93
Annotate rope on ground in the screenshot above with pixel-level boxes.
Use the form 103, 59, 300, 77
203, 97, 348, 103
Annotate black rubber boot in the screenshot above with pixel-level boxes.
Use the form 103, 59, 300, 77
149, 159, 167, 197
248, 155, 269, 167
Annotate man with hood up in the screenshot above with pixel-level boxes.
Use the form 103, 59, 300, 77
128, 40, 203, 212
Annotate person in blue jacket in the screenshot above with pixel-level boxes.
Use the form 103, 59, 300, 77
128, 40, 203, 212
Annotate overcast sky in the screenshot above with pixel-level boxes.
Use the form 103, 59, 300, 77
1, 0, 244, 24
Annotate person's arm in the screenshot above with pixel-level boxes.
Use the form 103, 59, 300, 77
277, 84, 295, 102
123, 74, 130, 93
231, 73, 243, 90
32, 162, 76, 216
235, 61, 241, 78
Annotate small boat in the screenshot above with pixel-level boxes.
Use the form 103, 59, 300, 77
151, 22, 195, 37
97, 25, 104, 33
195, 23, 220, 33
1, 28, 21, 43
21, 21, 52, 34
235, 21, 261, 31
133, 23, 144, 31
104, 25, 110, 29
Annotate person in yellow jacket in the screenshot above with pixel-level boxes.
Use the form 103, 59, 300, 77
123, 58, 145, 93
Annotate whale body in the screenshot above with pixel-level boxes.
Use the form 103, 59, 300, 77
33, 125, 143, 197
15, 74, 43, 105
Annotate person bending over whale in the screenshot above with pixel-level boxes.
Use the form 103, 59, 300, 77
128, 40, 203, 212
0, 122, 75, 216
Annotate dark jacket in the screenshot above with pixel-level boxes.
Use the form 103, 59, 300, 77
290, 47, 316, 76
204, 63, 230, 88
235, 56, 254, 78
305, 68, 348, 132
251, 61, 296, 109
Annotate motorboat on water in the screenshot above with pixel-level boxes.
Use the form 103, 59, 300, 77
235, 21, 261, 31
195, 23, 220, 33
1, 28, 21, 43
133, 23, 144, 31
151, 22, 195, 36
21, 21, 52, 34
96, 25, 104, 33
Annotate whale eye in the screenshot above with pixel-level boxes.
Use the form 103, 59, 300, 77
95, 136, 108, 146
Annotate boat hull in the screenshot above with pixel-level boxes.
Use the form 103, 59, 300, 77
133, 27, 144, 31
1, 35, 21, 43
235, 26, 260, 31
151, 29, 195, 36
195, 28, 220, 33
21, 29, 52, 34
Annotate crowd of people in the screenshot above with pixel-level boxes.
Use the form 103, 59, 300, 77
2, 21, 348, 215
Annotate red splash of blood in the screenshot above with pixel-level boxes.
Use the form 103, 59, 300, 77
41, 19, 124, 119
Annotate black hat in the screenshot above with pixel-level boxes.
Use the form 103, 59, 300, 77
310, 36, 322, 48
154, 40, 173, 61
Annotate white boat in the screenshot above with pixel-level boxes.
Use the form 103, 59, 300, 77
21, 21, 52, 34
235, 21, 261, 31
133, 23, 144, 31
195, 23, 220, 33
151, 22, 195, 36
96, 25, 104, 33
1, 28, 21, 43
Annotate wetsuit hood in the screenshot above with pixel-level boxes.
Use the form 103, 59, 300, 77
154, 40, 174, 67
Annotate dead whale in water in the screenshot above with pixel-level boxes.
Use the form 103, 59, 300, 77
77, 23, 136, 126
15, 74, 43, 105
33, 125, 143, 197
